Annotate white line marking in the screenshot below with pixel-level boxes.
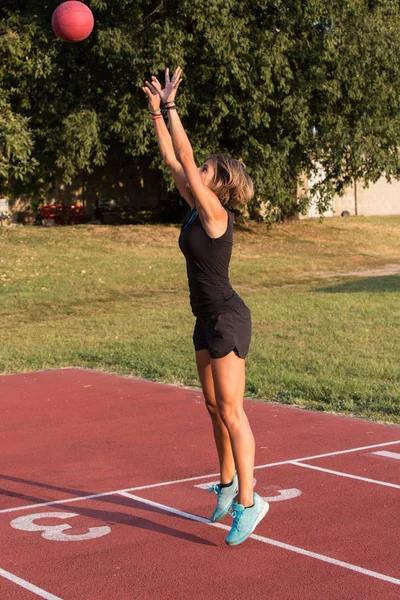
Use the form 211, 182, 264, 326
0, 568, 63, 599
373, 451, 400, 461
248, 534, 400, 586
129, 439, 400, 491
120, 492, 400, 586
195, 481, 302, 502
10, 512, 111, 541
1, 439, 399, 515
120, 492, 211, 525
291, 462, 400, 489
0, 490, 131, 515
254, 439, 400, 471
261, 488, 302, 502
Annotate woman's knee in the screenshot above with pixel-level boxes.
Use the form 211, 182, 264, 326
219, 405, 244, 430
204, 396, 221, 420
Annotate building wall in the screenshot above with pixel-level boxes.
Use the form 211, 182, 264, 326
301, 173, 400, 218
332, 183, 356, 216
354, 177, 400, 216
302, 166, 333, 218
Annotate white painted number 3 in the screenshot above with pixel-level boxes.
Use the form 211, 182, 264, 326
10, 512, 111, 542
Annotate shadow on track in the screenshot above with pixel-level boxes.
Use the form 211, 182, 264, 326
0, 473, 216, 547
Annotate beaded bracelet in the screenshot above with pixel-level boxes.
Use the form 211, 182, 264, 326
149, 109, 162, 116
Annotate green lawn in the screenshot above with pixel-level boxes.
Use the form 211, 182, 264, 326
1, 215, 399, 423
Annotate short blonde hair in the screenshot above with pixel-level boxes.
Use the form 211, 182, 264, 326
207, 154, 254, 209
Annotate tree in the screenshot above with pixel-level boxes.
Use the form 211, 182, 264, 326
1, 0, 400, 219
0, 98, 36, 193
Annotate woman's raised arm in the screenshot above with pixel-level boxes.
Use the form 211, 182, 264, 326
142, 78, 195, 208
151, 68, 226, 224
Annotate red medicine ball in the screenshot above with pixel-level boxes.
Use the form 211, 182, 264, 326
51, 1, 94, 42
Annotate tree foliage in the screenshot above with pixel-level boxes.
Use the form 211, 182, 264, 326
0, 97, 36, 185
1, 0, 400, 217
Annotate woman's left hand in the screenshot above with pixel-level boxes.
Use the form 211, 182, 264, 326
151, 67, 182, 104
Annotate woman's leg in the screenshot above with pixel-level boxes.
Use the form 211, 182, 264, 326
195, 349, 235, 484
210, 351, 255, 507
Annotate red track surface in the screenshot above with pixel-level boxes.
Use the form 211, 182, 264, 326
0, 368, 399, 599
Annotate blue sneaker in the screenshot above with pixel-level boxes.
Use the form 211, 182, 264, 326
225, 492, 269, 546
208, 474, 239, 522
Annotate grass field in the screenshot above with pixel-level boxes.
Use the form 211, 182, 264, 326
1, 215, 399, 423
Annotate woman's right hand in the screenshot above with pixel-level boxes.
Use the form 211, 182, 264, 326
142, 80, 161, 112
151, 67, 182, 105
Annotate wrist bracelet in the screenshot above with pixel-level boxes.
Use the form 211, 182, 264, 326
152, 115, 163, 121
163, 105, 177, 111
149, 110, 162, 116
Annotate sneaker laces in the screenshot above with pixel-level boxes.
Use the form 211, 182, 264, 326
229, 504, 244, 530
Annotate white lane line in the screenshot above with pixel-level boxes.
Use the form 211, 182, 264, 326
373, 451, 400, 461
0, 489, 137, 515
120, 492, 400, 586
1, 439, 399, 515
0, 568, 63, 600
195, 481, 302, 502
254, 439, 400, 470
129, 439, 400, 491
120, 492, 211, 525
291, 462, 400, 489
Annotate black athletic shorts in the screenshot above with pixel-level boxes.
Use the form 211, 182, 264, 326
193, 303, 252, 359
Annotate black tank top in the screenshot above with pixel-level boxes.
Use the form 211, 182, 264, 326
178, 207, 243, 316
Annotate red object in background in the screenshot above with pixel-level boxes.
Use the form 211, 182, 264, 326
39, 202, 85, 225
51, 1, 94, 42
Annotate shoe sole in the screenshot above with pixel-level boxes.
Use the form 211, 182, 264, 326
225, 501, 270, 546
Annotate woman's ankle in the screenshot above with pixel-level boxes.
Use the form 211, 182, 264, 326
237, 492, 254, 507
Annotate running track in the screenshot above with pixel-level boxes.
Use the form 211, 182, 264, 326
0, 368, 399, 600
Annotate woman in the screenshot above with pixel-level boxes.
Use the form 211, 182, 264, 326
142, 67, 269, 545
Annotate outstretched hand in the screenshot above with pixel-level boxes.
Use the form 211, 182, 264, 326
141, 80, 161, 112
151, 67, 182, 104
